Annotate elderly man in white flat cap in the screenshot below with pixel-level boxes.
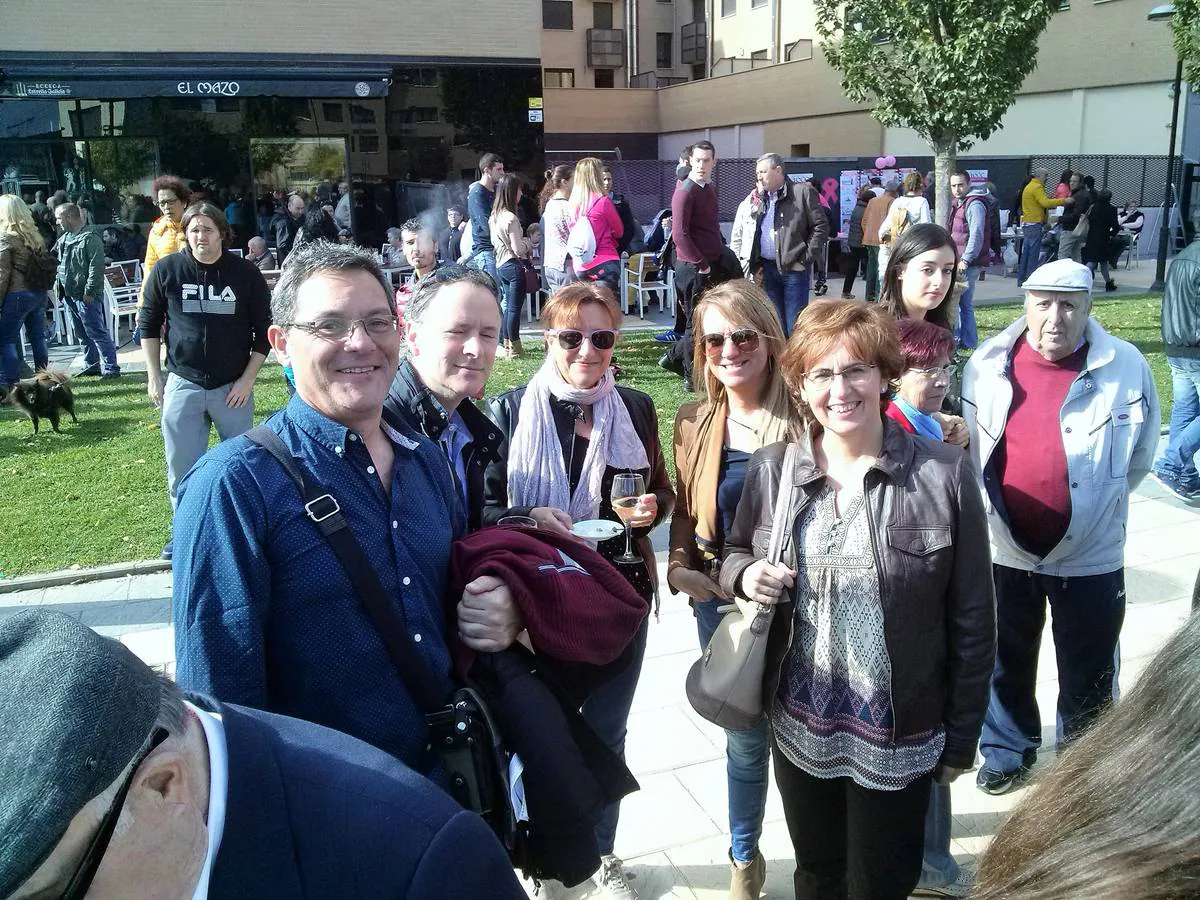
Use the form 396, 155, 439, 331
961, 258, 1159, 796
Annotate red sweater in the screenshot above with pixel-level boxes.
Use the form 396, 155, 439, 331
671, 178, 723, 265
994, 338, 1087, 555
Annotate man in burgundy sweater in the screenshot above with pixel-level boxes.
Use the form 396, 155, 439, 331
659, 140, 742, 389
961, 259, 1159, 796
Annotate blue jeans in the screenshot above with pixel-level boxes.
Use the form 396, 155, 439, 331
1017, 223, 1044, 285
0, 290, 49, 385
694, 599, 771, 863
495, 259, 526, 343
916, 782, 960, 890
980, 565, 1125, 774
466, 248, 498, 287
69, 297, 120, 373
956, 265, 981, 349
582, 614, 649, 856
1156, 356, 1200, 482
760, 259, 809, 337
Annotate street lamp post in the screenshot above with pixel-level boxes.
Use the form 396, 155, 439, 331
1150, 3, 1181, 292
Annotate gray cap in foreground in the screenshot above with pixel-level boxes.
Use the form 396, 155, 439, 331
0, 610, 163, 897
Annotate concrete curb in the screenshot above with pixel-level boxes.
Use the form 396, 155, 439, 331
0, 559, 171, 594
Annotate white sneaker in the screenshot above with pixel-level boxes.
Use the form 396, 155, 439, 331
912, 867, 975, 898
594, 854, 639, 899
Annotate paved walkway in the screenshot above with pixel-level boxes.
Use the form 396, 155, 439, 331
1, 464, 1196, 898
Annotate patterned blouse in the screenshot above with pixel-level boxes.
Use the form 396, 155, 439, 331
770, 483, 944, 790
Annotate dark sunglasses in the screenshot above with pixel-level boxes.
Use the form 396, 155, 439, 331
547, 328, 618, 351
60, 729, 169, 900
701, 328, 761, 356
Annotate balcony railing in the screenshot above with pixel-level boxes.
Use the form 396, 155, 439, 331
587, 28, 625, 68
681, 21, 707, 65
629, 72, 690, 88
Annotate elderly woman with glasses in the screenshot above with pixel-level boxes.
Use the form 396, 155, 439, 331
482, 280, 674, 897
668, 279, 799, 898
720, 299, 994, 900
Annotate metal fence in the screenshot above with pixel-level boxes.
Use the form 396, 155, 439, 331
1029, 155, 1182, 207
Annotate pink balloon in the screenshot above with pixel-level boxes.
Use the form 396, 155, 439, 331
875, 156, 887, 169
885, 155, 897, 167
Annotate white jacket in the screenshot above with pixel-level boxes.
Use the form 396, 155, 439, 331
728, 191, 757, 275
961, 316, 1160, 577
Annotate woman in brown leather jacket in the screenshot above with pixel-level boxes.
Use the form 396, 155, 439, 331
0, 195, 50, 389
721, 300, 995, 900
668, 279, 798, 898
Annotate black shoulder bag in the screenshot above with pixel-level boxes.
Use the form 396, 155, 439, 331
244, 426, 515, 848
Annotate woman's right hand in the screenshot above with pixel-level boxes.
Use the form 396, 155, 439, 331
669, 566, 731, 601
740, 559, 797, 604
529, 506, 573, 535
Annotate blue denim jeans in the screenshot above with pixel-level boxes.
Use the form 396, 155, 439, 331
916, 781, 960, 890
582, 614, 649, 856
760, 259, 810, 337
1017, 223, 1044, 285
495, 259, 526, 343
694, 598, 771, 863
0, 290, 49, 385
69, 297, 120, 373
956, 265, 981, 349
1156, 356, 1200, 482
466, 248, 498, 287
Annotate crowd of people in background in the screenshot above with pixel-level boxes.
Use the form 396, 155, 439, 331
1, 144, 1197, 900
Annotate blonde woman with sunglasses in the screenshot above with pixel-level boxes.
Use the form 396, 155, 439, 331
667, 278, 798, 898
481, 281, 674, 898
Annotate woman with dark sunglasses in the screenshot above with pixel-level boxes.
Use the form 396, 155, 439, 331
482, 281, 674, 897
668, 278, 798, 898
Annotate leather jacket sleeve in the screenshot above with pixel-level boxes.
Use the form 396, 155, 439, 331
667, 406, 701, 592
480, 391, 535, 525
940, 449, 997, 770
719, 444, 786, 598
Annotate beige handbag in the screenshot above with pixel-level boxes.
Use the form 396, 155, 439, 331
685, 443, 798, 731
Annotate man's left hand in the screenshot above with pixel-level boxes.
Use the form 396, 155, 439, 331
457, 575, 522, 652
226, 374, 255, 408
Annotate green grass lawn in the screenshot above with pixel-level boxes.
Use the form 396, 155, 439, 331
0, 294, 1169, 577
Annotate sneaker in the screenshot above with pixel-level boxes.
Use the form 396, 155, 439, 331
78, 364, 102, 377
1105, 279, 1118, 292
841, 292, 855, 300
912, 868, 975, 898
595, 855, 638, 899
100, 370, 122, 380
161, 540, 174, 561
653, 329, 680, 343
975, 761, 1034, 795
1152, 468, 1199, 502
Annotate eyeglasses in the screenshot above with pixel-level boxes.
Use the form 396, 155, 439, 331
60, 729, 169, 900
701, 328, 761, 357
547, 329, 618, 351
157, 197, 181, 208
906, 364, 952, 380
283, 315, 398, 341
802, 363, 878, 389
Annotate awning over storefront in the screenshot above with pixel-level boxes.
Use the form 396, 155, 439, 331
0, 52, 393, 99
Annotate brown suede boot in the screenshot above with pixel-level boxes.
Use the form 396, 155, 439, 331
496, 339, 510, 359
728, 849, 765, 900
509, 338, 525, 359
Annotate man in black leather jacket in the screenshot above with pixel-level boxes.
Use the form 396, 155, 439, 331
382, 266, 504, 532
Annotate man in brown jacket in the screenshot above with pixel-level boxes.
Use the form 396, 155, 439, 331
860, 180, 899, 303
746, 153, 829, 336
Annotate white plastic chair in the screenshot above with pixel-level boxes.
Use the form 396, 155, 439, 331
622, 253, 669, 319
104, 280, 140, 345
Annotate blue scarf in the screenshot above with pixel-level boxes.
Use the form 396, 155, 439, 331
893, 396, 943, 441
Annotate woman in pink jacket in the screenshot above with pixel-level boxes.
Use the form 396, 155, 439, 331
568, 157, 624, 295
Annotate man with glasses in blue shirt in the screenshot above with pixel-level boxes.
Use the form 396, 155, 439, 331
0, 610, 525, 899
170, 241, 524, 776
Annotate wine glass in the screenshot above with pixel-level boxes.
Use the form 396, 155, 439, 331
610, 472, 645, 564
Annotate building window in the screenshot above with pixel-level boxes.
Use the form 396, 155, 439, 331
721, 0, 735, 16
751, 0, 767, 6
542, 0, 573, 29
751, 49, 770, 61
691, 63, 705, 80
357, 135, 380, 153
594, 68, 615, 88
321, 102, 344, 122
544, 68, 576, 88
594, 1, 614, 28
413, 67, 438, 86
349, 104, 376, 125
790, 143, 810, 157
656, 32, 673, 68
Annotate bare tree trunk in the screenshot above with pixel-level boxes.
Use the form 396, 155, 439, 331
932, 136, 957, 229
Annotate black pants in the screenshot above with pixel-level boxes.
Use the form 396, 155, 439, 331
841, 246, 867, 296
668, 247, 743, 376
772, 741, 931, 900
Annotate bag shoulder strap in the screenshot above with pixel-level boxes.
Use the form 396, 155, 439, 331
244, 425, 447, 713
766, 443, 799, 566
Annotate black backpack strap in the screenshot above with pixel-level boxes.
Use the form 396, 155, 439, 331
244, 425, 447, 713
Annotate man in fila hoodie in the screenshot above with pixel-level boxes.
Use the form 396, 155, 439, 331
139, 202, 271, 557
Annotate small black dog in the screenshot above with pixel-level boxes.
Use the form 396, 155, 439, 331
2, 369, 77, 435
